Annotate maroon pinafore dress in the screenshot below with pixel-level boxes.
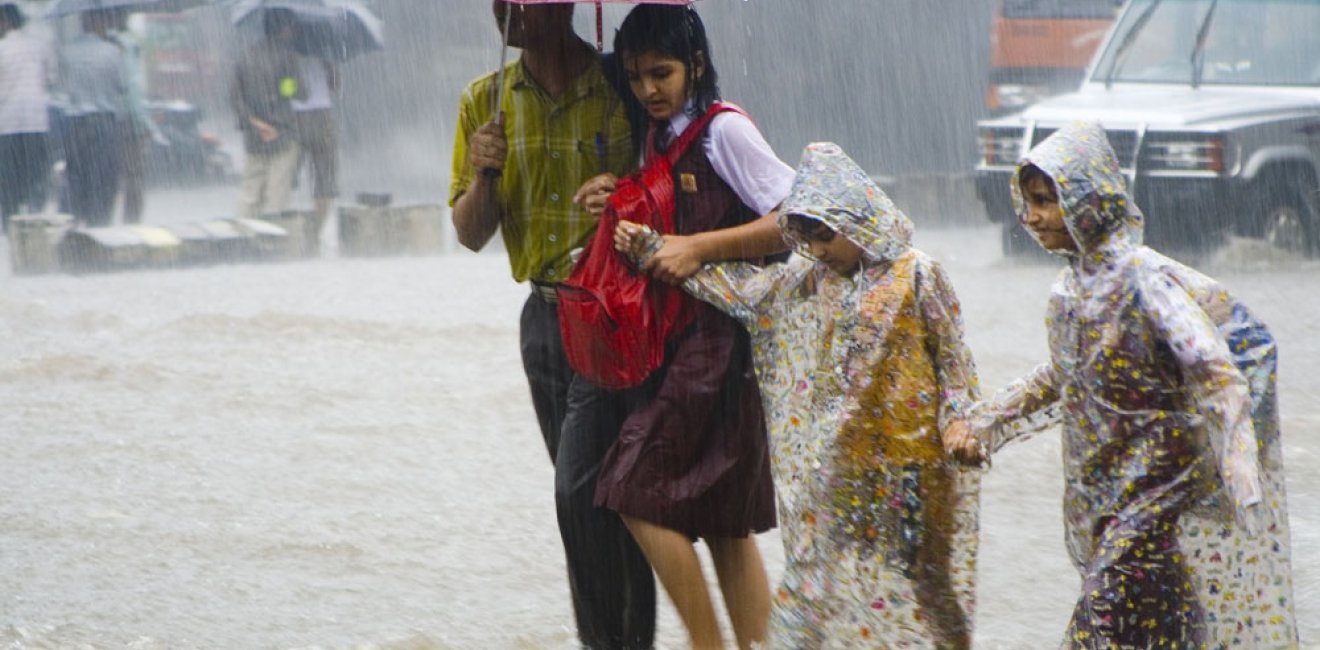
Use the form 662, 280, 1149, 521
592, 115, 777, 539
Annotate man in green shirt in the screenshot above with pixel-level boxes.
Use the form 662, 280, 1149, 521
449, 3, 653, 648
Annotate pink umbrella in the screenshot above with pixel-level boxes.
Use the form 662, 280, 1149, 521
506, 0, 692, 49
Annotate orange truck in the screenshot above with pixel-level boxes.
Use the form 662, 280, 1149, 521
986, 0, 1123, 114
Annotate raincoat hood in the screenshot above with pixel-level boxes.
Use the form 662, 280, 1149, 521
1012, 121, 1144, 259
778, 142, 914, 264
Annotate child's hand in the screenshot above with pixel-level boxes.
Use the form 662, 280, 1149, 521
943, 420, 988, 466
613, 220, 646, 254
573, 173, 617, 217
614, 221, 663, 268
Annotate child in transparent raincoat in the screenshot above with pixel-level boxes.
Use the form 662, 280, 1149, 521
617, 142, 983, 649
951, 121, 1297, 648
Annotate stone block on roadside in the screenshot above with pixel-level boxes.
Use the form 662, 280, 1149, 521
338, 203, 445, 257
57, 225, 183, 274
7, 213, 73, 276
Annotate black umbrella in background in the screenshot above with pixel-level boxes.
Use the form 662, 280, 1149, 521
46, 0, 208, 17
229, 0, 382, 61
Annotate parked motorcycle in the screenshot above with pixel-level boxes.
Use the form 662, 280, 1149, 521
144, 100, 235, 187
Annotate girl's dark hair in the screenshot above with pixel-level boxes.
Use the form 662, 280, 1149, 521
601, 51, 650, 151
613, 5, 721, 115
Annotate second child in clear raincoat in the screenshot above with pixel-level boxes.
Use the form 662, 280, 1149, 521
618, 142, 982, 649
957, 121, 1297, 648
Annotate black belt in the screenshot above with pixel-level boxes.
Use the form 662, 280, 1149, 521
531, 281, 560, 304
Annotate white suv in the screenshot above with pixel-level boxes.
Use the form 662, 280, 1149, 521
975, 0, 1320, 257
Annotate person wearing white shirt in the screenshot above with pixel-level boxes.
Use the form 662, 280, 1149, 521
58, 8, 127, 227
0, 3, 56, 229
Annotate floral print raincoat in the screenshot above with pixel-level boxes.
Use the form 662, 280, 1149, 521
971, 121, 1297, 648
633, 143, 982, 648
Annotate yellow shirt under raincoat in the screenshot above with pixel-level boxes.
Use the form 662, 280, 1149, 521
632, 142, 982, 649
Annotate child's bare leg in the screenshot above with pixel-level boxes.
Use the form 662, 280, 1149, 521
622, 515, 724, 650
707, 535, 770, 650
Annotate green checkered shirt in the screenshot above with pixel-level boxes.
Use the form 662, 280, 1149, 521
450, 57, 635, 284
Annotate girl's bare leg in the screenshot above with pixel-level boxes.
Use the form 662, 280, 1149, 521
622, 515, 724, 650
707, 536, 771, 650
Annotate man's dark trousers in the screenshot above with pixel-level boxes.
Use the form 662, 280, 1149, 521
520, 292, 656, 650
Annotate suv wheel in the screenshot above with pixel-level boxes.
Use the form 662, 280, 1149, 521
1255, 175, 1319, 257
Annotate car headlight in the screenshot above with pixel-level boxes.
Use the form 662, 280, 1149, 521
990, 83, 1054, 111
1144, 135, 1225, 173
978, 127, 1025, 167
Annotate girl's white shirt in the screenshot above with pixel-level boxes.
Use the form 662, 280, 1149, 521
663, 101, 795, 216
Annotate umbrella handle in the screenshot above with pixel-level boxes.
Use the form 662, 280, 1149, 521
491, 6, 513, 117
482, 111, 505, 179
595, 1, 603, 52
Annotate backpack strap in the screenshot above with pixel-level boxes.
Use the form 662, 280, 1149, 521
663, 101, 749, 165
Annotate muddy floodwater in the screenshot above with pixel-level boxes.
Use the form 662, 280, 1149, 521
1, 202, 1316, 649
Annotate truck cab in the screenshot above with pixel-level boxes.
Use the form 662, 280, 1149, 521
988, 0, 1122, 115
976, 0, 1320, 257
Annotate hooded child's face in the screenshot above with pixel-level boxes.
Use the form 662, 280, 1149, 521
1020, 174, 1077, 253
791, 217, 865, 277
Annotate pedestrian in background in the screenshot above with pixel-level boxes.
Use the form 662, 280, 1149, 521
0, 2, 55, 231
231, 8, 303, 221
292, 54, 338, 253
109, 7, 161, 225
58, 8, 125, 227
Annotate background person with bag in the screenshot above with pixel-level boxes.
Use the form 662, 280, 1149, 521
568, 6, 794, 649
447, 3, 649, 649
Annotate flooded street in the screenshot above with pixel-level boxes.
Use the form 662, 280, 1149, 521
0, 203, 1315, 649
3, 0, 1317, 646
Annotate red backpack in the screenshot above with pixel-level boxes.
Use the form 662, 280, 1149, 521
558, 102, 745, 390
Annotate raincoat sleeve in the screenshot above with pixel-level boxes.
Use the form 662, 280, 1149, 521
915, 258, 980, 433
1138, 271, 1264, 524
968, 360, 1064, 454
628, 227, 790, 329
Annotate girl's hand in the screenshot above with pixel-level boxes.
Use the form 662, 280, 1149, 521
642, 235, 703, 285
942, 420, 988, 466
573, 173, 618, 217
